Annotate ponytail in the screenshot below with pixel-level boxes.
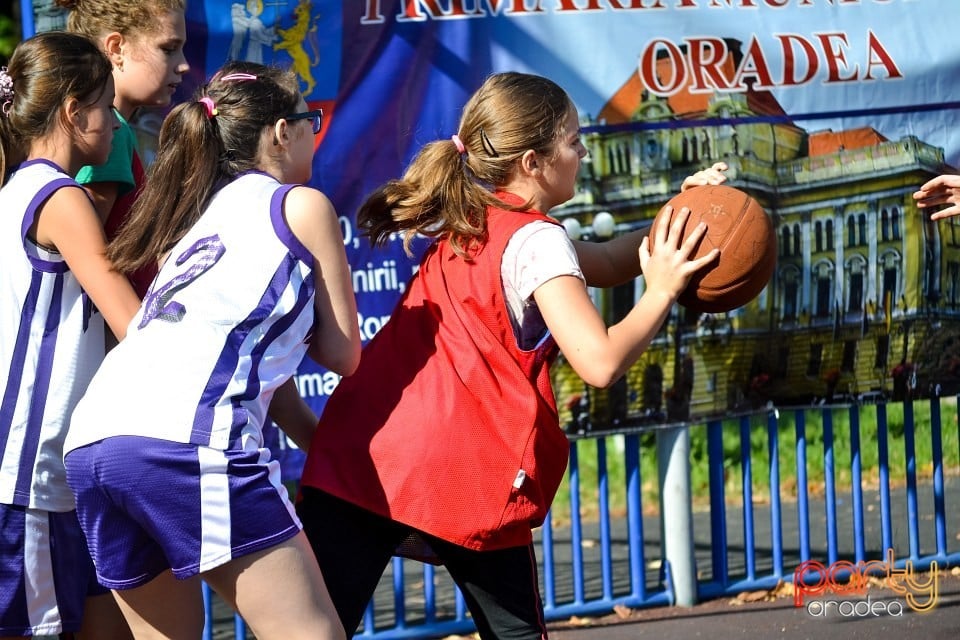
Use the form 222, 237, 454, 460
108, 101, 221, 272
359, 72, 573, 259
358, 139, 501, 258
0, 110, 13, 188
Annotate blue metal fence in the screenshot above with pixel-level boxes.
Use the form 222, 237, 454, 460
202, 397, 960, 638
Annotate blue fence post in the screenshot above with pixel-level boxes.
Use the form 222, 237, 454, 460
202, 582, 213, 640
738, 415, 756, 582
929, 396, 947, 556
766, 409, 783, 578
597, 438, 614, 601
904, 400, 920, 560
234, 613, 246, 639
849, 405, 865, 563
569, 442, 585, 605
876, 402, 893, 553
706, 420, 728, 586
18, 0, 36, 37
822, 408, 838, 565
391, 556, 406, 630
795, 409, 811, 562
423, 564, 436, 624
624, 433, 646, 600
541, 510, 557, 609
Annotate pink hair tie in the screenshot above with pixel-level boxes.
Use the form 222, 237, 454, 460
451, 134, 466, 155
199, 96, 218, 118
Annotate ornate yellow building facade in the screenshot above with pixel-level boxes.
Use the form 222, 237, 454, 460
551, 91, 958, 432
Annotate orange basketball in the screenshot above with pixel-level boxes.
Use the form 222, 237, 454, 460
651, 185, 776, 313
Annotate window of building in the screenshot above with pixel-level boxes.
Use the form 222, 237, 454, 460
846, 258, 864, 312
617, 144, 629, 173
781, 266, 800, 321
776, 346, 789, 379
814, 262, 834, 318
842, 339, 857, 373
949, 262, 959, 309
807, 343, 823, 377
875, 334, 889, 370
849, 271, 863, 311
880, 251, 900, 312
611, 279, 635, 324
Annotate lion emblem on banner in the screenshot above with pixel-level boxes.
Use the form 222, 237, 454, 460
274, 0, 320, 95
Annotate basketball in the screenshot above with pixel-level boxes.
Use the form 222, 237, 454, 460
651, 185, 776, 313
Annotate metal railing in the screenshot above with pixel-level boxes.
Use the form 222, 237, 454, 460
203, 397, 960, 639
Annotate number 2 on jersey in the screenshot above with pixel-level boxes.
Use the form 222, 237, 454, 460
139, 235, 226, 329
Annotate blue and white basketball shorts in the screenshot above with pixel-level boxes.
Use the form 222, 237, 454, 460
65, 436, 302, 590
0, 504, 106, 636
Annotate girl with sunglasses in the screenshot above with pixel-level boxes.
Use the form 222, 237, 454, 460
62, 61, 360, 640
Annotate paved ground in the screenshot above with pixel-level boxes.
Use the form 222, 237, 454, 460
548, 569, 960, 640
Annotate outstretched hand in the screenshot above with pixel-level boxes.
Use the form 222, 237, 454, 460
639, 205, 719, 302
914, 174, 960, 220
681, 161, 728, 192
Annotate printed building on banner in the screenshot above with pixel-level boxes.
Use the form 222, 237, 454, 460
551, 40, 960, 431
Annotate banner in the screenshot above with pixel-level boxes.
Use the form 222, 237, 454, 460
24, 0, 960, 440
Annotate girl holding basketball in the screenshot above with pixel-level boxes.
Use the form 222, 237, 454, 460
296, 71, 726, 639
0, 32, 140, 639
58, 0, 190, 298
63, 61, 359, 640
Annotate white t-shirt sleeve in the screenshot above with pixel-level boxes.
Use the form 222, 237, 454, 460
501, 220, 585, 348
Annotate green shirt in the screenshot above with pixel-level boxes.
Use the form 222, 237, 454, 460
74, 109, 137, 197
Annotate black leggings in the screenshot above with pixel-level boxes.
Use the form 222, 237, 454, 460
297, 487, 548, 640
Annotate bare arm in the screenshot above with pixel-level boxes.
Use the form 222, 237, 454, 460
267, 378, 317, 451
283, 187, 361, 376
573, 228, 649, 288
914, 174, 960, 220
537, 208, 717, 388
572, 162, 728, 287
80, 181, 120, 226
34, 187, 140, 339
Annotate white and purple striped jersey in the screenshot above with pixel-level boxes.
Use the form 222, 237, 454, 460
0, 160, 106, 512
65, 172, 316, 455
